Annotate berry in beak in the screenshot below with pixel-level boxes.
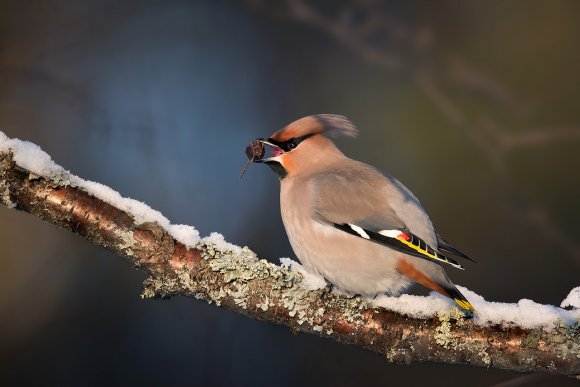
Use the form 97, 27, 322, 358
240, 138, 285, 179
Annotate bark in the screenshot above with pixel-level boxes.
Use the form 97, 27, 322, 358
0, 150, 578, 377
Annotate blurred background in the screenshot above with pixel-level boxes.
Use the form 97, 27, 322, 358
0, 0, 579, 386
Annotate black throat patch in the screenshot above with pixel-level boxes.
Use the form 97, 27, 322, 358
265, 161, 287, 179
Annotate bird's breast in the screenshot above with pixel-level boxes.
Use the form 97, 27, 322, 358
279, 178, 410, 295
279, 178, 324, 272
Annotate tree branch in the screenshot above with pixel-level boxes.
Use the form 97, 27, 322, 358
0, 140, 578, 377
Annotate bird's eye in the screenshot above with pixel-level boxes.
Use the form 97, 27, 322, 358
286, 140, 297, 150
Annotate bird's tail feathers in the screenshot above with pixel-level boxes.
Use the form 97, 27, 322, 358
443, 285, 475, 317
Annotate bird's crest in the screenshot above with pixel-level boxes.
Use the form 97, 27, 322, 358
271, 114, 358, 142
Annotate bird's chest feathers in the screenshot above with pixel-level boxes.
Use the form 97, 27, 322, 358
279, 179, 319, 246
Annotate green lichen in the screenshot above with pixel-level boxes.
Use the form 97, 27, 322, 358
478, 344, 492, 366
521, 330, 541, 349
48, 171, 75, 188
434, 309, 464, 349
141, 237, 367, 336
386, 347, 398, 362
434, 309, 491, 366
281, 284, 322, 320
27, 171, 41, 181
199, 240, 305, 313
196, 239, 367, 333
204, 244, 291, 286
176, 269, 196, 294
548, 320, 580, 360
118, 231, 136, 257
0, 181, 16, 208
140, 285, 156, 299
256, 297, 270, 311
141, 266, 198, 299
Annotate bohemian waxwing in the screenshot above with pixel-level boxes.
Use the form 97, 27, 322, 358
244, 114, 475, 314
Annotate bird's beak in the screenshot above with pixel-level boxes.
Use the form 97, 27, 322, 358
240, 138, 286, 179
246, 138, 284, 163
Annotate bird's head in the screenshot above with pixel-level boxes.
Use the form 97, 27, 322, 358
242, 114, 358, 179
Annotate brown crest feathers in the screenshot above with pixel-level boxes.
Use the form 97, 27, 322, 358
272, 114, 358, 142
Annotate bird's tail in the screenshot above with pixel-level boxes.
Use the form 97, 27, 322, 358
396, 258, 475, 316
443, 285, 475, 317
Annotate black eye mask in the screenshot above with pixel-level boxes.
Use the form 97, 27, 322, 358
266, 134, 314, 152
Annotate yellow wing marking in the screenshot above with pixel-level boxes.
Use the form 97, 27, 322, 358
396, 236, 439, 260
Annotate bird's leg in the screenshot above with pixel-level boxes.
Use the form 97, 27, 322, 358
322, 282, 334, 295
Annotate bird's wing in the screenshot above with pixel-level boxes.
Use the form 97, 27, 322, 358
312, 170, 465, 269
436, 234, 477, 263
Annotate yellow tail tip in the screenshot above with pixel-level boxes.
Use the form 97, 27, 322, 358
454, 298, 475, 313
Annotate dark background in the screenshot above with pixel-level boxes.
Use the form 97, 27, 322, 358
0, 1, 579, 386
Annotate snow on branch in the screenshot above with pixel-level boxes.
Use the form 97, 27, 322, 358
0, 131, 578, 377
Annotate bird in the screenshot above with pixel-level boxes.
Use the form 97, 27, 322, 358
244, 114, 475, 315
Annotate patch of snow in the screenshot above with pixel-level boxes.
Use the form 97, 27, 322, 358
168, 224, 200, 249
199, 232, 243, 255
280, 258, 327, 290
561, 286, 580, 309
459, 287, 579, 329
373, 285, 580, 330
373, 292, 452, 319
0, 132, 59, 177
0, 131, 200, 248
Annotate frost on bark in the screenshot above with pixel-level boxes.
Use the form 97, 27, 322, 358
0, 150, 578, 377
